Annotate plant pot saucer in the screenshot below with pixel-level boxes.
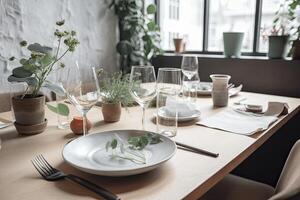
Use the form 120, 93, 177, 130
14, 119, 48, 135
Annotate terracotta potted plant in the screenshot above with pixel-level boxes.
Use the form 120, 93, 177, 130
7, 20, 79, 135
99, 71, 135, 122
173, 38, 185, 53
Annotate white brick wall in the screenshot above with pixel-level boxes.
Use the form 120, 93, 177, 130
0, 0, 118, 112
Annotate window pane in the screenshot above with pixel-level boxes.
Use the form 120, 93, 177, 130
208, 0, 256, 52
159, 0, 204, 51
259, 0, 281, 52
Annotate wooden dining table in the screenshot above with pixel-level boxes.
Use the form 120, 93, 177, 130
0, 91, 299, 200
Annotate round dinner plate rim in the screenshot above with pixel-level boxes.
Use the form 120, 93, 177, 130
62, 129, 177, 175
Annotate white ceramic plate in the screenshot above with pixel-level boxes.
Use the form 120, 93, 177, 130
62, 130, 176, 177
197, 82, 243, 97
197, 82, 213, 96
154, 107, 201, 122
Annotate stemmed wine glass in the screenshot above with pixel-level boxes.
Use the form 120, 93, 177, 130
181, 56, 199, 98
129, 66, 157, 130
65, 61, 101, 136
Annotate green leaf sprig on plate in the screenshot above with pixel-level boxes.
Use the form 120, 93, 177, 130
106, 133, 163, 164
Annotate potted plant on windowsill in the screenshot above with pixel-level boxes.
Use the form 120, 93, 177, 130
289, 1, 300, 59
264, 0, 300, 59
99, 71, 135, 122
267, 3, 291, 59
8, 20, 79, 135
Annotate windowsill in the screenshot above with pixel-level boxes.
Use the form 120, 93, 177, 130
161, 52, 294, 61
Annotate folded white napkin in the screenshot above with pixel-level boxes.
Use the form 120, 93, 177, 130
197, 102, 288, 135
164, 97, 198, 117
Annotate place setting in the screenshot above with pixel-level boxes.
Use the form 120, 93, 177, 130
196, 74, 290, 136
1, 0, 300, 199
2, 58, 292, 200
32, 63, 213, 199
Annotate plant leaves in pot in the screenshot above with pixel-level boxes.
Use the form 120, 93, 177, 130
99, 71, 135, 123
7, 20, 79, 135
292, 39, 300, 59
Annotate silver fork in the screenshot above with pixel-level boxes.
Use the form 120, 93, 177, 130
31, 155, 121, 200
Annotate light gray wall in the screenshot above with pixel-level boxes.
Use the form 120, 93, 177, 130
152, 54, 300, 98
0, 0, 118, 111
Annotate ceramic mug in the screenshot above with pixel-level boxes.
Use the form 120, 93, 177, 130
210, 74, 231, 107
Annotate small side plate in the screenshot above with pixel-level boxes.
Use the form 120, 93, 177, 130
154, 107, 201, 122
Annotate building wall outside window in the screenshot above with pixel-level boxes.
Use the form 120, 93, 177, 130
159, 0, 281, 53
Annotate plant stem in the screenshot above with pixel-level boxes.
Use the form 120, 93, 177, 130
41, 48, 70, 88
142, 106, 146, 130
55, 38, 61, 59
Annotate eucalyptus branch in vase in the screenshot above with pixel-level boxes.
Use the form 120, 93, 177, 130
8, 19, 79, 98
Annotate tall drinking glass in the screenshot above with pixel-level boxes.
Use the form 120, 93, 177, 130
129, 66, 156, 130
183, 72, 200, 101
157, 68, 182, 137
181, 56, 199, 98
55, 67, 71, 129
65, 62, 101, 136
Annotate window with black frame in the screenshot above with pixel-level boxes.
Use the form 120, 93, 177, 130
157, 0, 281, 56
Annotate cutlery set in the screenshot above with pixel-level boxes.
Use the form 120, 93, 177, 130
32, 155, 121, 200
176, 141, 219, 158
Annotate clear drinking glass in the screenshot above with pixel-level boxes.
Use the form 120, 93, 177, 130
157, 68, 182, 137
65, 62, 101, 136
183, 73, 200, 101
181, 56, 199, 98
129, 66, 157, 130
55, 67, 70, 129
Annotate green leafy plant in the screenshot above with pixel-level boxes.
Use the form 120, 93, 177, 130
270, 3, 292, 36
106, 133, 163, 164
46, 103, 70, 116
260, 1, 300, 55
8, 20, 79, 98
287, 0, 300, 54
109, 0, 163, 73
99, 70, 135, 107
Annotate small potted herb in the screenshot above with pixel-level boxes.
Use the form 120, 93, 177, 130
100, 71, 135, 122
8, 20, 79, 135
